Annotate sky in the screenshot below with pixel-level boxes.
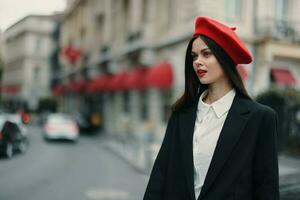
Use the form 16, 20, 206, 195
0, 0, 66, 32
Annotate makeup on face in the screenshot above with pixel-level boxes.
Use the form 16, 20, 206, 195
192, 47, 212, 79
191, 37, 229, 86
191, 48, 212, 61
196, 69, 207, 78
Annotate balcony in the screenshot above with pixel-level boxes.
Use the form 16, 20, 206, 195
255, 17, 300, 42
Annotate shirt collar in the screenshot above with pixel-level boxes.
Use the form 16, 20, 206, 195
198, 89, 236, 118
198, 90, 210, 114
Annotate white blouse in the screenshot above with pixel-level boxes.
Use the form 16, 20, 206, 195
193, 89, 236, 199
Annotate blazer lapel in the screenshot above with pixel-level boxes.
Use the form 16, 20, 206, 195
179, 104, 198, 200
198, 94, 251, 199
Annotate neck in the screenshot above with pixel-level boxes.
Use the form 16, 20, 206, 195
203, 79, 233, 104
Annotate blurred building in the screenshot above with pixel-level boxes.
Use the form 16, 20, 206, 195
66, 0, 77, 8
56, 0, 300, 144
1, 15, 58, 111
0, 29, 4, 60
49, 14, 64, 103
253, 0, 300, 94
0, 30, 4, 98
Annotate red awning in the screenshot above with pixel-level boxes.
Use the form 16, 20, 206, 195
271, 68, 296, 85
52, 85, 64, 96
86, 79, 98, 93
64, 80, 86, 92
100, 75, 112, 91
73, 80, 86, 92
64, 82, 72, 91
237, 65, 248, 80
109, 71, 129, 91
124, 67, 148, 90
87, 75, 112, 93
145, 62, 173, 89
1, 85, 20, 94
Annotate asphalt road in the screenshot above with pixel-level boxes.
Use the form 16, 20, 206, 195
0, 125, 148, 200
1, 124, 300, 200
280, 173, 300, 200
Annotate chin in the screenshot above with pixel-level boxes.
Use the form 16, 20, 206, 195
199, 78, 212, 85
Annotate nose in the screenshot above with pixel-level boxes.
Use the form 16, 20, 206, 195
194, 57, 204, 68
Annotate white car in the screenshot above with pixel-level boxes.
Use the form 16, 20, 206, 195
43, 113, 79, 141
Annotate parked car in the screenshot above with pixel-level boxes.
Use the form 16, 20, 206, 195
75, 112, 102, 134
0, 118, 29, 158
38, 111, 51, 125
4, 114, 28, 133
43, 113, 79, 142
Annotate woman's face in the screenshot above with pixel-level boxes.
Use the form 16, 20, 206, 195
191, 37, 227, 85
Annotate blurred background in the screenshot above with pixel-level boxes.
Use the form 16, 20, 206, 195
0, 0, 300, 199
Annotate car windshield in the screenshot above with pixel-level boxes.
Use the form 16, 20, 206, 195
0, 115, 18, 129
3, 114, 22, 125
47, 114, 74, 124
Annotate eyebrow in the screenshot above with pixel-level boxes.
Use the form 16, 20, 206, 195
191, 48, 210, 54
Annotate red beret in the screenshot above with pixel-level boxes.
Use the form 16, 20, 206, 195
193, 16, 253, 64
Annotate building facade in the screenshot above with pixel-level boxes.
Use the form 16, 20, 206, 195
56, 0, 300, 163
252, 0, 300, 94
2, 15, 57, 111
0, 30, 4, 100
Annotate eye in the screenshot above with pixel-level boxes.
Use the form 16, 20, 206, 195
191, 53, 198, 61
202, 51, 212, 58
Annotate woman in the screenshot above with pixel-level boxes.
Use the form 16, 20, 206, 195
143, 16, 279, 200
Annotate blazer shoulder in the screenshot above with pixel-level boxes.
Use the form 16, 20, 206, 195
247, 100, 276, 117
235, 94, 276, 117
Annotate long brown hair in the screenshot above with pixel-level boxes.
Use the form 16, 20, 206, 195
172, 35, 251, 112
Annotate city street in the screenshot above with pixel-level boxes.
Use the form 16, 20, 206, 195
0, 125, 148, 200
280, 172, 300, 200
1, 1, 300, 200
1, 124, 300, 200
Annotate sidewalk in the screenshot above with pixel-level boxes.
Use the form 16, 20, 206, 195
103, 137, 300, 198
104, 134, 300, 178
279, 154, 300, 177
278, 154, 300, 195
102, 134, 160, 175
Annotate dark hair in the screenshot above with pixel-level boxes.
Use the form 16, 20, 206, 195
171, 35, 251, 112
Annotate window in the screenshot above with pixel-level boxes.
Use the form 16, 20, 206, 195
34, 66, 40, 81
167, 0, 176, 29
225, 0, 242, 20
80, 27, 86, 46
142, 0, 149, 24
123, 0, 130, 35
274, 0, 288, 36
96, 14, 104, 45
35, 37, 42, 54
140, 90, 148, 120
275, 0, 287, 22
123, 91, 130, 113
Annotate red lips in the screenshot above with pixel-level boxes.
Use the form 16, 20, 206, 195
197, 69, 207, 78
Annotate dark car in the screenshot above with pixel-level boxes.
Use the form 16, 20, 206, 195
75, 113, 102, 134
0, 120, 29, 158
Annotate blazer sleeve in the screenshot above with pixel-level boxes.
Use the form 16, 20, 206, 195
143, 113, 176, 200
252, 107, 280, 200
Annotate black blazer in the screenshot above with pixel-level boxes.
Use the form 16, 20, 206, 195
143, 93, 279, 200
